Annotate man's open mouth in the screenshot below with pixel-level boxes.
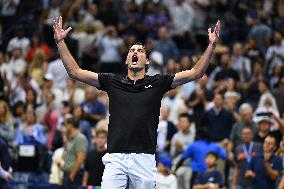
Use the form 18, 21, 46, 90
132, 55, 138, 64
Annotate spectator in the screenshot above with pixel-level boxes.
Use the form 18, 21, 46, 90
47, 56, 69, 91
62, 118, 88, 189
28, 52, 48, 86
81, 86, 106, 127
0, 0, 20, 16
193, 152, 223, 189
7, 27, 30, 56
245, 135, 282, 189
0, 137, 12, 189
147, 51, 163, 76
231, 127, 263, 189
82, 129, 107, 187
156, 27, 179, 65
231, 42, 252, 84
62, 79, 85, 106
0, 100, 14, 144
25, 33, 52, 63
157, 106, 177, 153
170, 113, 194, 158
229, 103, 257, 150
201, 93, 235, 143
96, 26, 124, 73
156, 155, 178, 189
265, 32, 284, 75
173, 128, 228, 188
253, 116, 273, 144
72, 105, 92, 144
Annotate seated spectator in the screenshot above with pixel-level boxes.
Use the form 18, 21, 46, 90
0, 100, 14, 145
156, 155, 178, 189
81, 86, 106, 127
193, 152, 223, 189
231, 127, 263, 189
0, 137, 12, 189
82, 129, 107, 187
245, 135, 282, 189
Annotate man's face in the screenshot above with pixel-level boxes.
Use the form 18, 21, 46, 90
95, 133, 107, 149
205, 154, 217, 168
126, 45, 148, 71
242, 111, 253, 124
178, 117, 190, 132
241, 128, 253, 143
233, 43, 242, 56
264, 136, 276, 153
213, 94, 223, 108
258, 120, 271, 133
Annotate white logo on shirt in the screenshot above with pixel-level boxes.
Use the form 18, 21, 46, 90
145, 85, 153, 89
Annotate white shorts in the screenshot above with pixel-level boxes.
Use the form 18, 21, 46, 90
101, 153, 157, 189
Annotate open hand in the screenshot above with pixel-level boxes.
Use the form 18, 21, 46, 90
53, 16, 72, 44
208, 20, 221, 46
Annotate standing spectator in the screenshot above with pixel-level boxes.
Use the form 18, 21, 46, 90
0, 100, 14, 144
245, 135, 282, 189
96, 26, 124, 73
25, 33, 52, 63
47, 56, 69, 91
231, 127, 263, 189
7, 27, 30, 56
229, 103, 257, 150
82, 129, 107, 187
193, 152, 223, 189
81, 86, 106, 127
248, 13, 272, 56
156, 155, 178, 189
265, 32, 284, 75
231, 42, 252, 84
62, 118, 88, 189
201, 93, 235, 143
156, 26, 179, 65
170, 113, 194, 158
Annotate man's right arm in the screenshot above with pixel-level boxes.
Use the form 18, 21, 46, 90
57, 41, 100, 87
54, 16, 100, 87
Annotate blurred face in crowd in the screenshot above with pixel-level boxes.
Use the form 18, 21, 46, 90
73, 106, 83, 119
213, 94, 223, 109
26, 111, 36, 125
205, 153, 217, 168
241, 110, 253, 124
178, 116, 191, 133
198, 75, 208, 88
274, 32, 282, 45
221, 53, 230, 67
158, 27, 168, 40
157, 163, 168, 174
263, 136, 277, 153
233, 43, 243, 57
241, 127, 253, 143
13, 48, 22, 59
258, 81, 268, 93
95, 131, 107, 150
258, 120, 271, 133
126, 44, 148, 72
166, 59, 177, 73
86, 87, 97, 102
180, 56, 191, 71
160, 106, 170, 120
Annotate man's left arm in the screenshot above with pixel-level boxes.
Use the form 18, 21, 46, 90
171, 20, 220, 88
264, 155, 282, 181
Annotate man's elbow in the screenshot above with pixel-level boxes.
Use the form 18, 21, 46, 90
68, 69, 81, 80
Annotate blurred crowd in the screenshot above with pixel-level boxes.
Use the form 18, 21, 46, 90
0, 0, 284, 189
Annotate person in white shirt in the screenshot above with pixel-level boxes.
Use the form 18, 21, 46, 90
157, 155, 178, 189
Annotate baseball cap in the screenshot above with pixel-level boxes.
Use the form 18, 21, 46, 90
44, 73, 53, 81
159, 155, 172, 171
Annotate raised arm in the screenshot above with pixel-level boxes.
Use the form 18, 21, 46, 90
171, 20, 221, 88
53, 16, 100, 87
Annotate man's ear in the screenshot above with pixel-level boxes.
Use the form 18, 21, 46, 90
146, 59, 150, 65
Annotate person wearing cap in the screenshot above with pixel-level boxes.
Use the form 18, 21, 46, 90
254, 116, 273, 144
245, 134, 282, 189
147, 51, 163, 76
157, 155, 178, 189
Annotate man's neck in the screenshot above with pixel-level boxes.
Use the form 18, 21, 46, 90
97, 146, 106, 152
207, 166, 215, 172
127, 69, 145, 81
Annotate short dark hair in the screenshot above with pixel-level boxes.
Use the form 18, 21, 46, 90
206, 151, 219, 160
178, 113, 191, 122
265, 134, 279, 150
66, 118, 80, 128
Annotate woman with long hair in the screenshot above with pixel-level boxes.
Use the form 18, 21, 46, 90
0, 100, 14, 144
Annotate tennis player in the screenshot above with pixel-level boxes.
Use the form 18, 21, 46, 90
53, 16, 220, 189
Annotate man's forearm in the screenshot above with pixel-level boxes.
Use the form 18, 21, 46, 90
70, 153, 86, 177
57, 41, 80, 78
264, 161, 279, 180
192, 43, 216, 78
